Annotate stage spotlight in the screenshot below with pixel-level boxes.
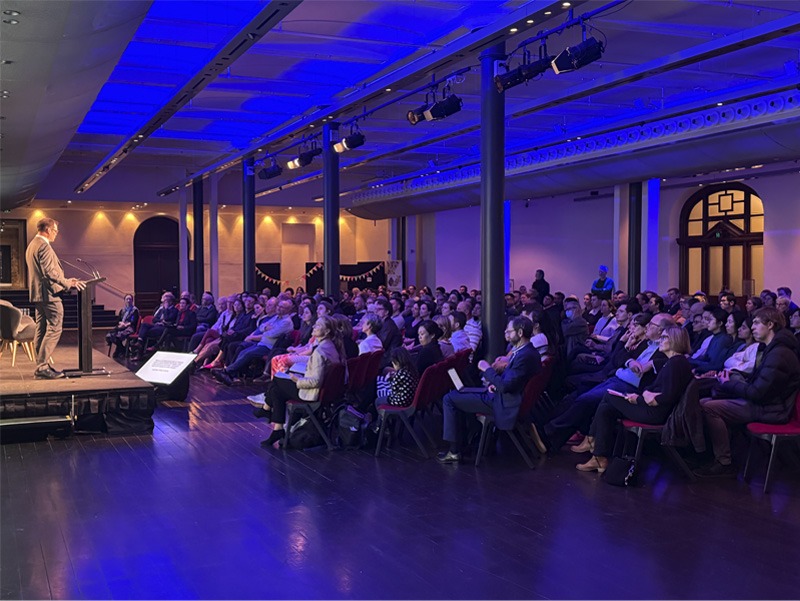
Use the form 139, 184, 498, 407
257, 159, 282, 180
407, 104, 430, 125
286, 147, 322, 170
423, 94, 463, 121
495, 56, 553, 92
333, 132, 365, 153
551, 36, 604, 74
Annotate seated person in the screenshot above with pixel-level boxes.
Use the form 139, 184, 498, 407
375, 298, 402, 351
334, 314, 359, 359
688, 305, 734, 374
570, 301, 639, 372
358, 313, 384, 355
437, 316, 541, 463
132, 292, 177, 359
194, 291, 219, 334
159, 296, 197, 349
404, 300, 433, 346
106, 294, 140, 357
696, 314, 758, 388
562, 298, 590, 357
199, 298, 254, 369
449, 311, 471, 354
697, 307, 800, 476
574, 326, 694, 472
253, 315, 347, 447
434, 315, 454, 358
534, 313, 674, 453
404, 319, 444, 378
212, 299, 294, 385
375, 347, 419, 408
190, 296, 231, 356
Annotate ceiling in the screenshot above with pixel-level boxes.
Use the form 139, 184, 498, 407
2, 0, 800, 217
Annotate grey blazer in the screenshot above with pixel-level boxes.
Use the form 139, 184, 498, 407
26, 236, 69, 303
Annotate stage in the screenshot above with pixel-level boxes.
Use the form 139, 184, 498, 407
0, 340, 156, 435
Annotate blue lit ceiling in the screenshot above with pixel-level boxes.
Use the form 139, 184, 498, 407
5, 0, 800, 211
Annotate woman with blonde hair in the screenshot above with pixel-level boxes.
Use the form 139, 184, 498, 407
575, 326, 693, 473
255, 315, 346, 447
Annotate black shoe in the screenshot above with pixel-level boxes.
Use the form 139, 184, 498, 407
252, 407, 272, 420
436, 451, 461, 464
694, 460, 736, 478
34, 366, 65, 380
211, 369, 233, 386
260, 429, 285, 447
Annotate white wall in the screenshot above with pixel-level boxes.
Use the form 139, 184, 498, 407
434, 206, 481, 291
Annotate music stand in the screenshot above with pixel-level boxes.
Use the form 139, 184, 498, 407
63, 276, 109, 378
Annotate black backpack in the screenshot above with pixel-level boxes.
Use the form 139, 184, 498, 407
286, 416, 324, 450
334, 404, 372, 449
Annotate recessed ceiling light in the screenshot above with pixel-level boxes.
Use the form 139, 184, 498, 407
67, 200, 72, 204
3, 10, 20, 15
2, 19, 19, 24
385, 88, 392, 92
562, 2, 571, 7
526, 19, 534, 24
544, 11, 552, 15
716, 102, 723, 106
309, 124, 315, 128
509, 27, 518, 33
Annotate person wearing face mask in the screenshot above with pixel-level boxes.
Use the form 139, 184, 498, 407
562, 298, 589, 357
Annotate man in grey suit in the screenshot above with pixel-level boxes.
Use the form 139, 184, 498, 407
25, 217, 85, 379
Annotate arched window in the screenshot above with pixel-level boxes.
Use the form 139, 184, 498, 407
678, 183, 764, 297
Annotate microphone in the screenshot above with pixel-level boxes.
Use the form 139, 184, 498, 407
76, 257, 99, 278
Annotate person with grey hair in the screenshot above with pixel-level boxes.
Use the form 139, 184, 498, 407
25, 217, 85, 378
359, 313, 384, 355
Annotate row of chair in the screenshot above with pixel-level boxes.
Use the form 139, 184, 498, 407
0, 300, 36, 367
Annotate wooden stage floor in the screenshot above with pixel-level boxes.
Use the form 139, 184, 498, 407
1, 354, 799, 599
0, 343, 151, 398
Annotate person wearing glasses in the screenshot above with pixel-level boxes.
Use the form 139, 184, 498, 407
437, 316, 541, 464
532, 313, 675, 454
25, 217, 86, 379
575, 326, 693, 473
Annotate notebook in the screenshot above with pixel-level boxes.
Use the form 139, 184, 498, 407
448, 368, 488, 393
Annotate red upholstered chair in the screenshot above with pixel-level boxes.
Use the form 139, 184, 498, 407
284, 362, 347, 451
373, 362, 442, 459
126, 315, 153, 358
616, 380, 700, 481
474, 358, 554, 469
363, 348, 384, 385
743, 388, 800, 494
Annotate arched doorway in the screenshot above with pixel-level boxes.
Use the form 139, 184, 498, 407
677, 183, 764, 298
133, 216, 181, 312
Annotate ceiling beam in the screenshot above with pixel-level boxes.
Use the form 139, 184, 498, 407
74, 0, 302, 194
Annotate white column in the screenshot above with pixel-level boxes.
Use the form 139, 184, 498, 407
641, 178, 661, 292
178, 190, 190, 294
208, 174, 220, 298
613, 184, 630, 294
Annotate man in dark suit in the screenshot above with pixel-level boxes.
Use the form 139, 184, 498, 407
437, 316, 541, 463
25, 217, 84, 379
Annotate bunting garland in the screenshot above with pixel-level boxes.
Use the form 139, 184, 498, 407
255, 262, 384, 286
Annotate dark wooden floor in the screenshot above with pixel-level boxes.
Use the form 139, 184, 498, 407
2, 345, 799, 600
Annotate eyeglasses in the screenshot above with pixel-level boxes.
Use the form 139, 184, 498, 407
659, 335, 669, 341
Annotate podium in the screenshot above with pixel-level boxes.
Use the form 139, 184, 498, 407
63, 276, 109, 378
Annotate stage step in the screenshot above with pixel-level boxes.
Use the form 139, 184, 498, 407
0, 289, 118, 329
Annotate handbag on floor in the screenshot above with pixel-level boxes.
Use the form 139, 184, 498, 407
604, 455, 637, 487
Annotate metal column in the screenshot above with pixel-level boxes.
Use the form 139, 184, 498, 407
322, 123, 340, 301
480, 42, 506, 361
192, 178, 204, 298
242, 157, 256, 292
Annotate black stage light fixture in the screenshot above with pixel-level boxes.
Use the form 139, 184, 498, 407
257, 158, 283, 180
287, 146, 322, 170
495, 56, 553, 93
423, 94, 463, 121
333, 131, 365, 153
551, 36, 604, 74
407, 103, 430, 125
